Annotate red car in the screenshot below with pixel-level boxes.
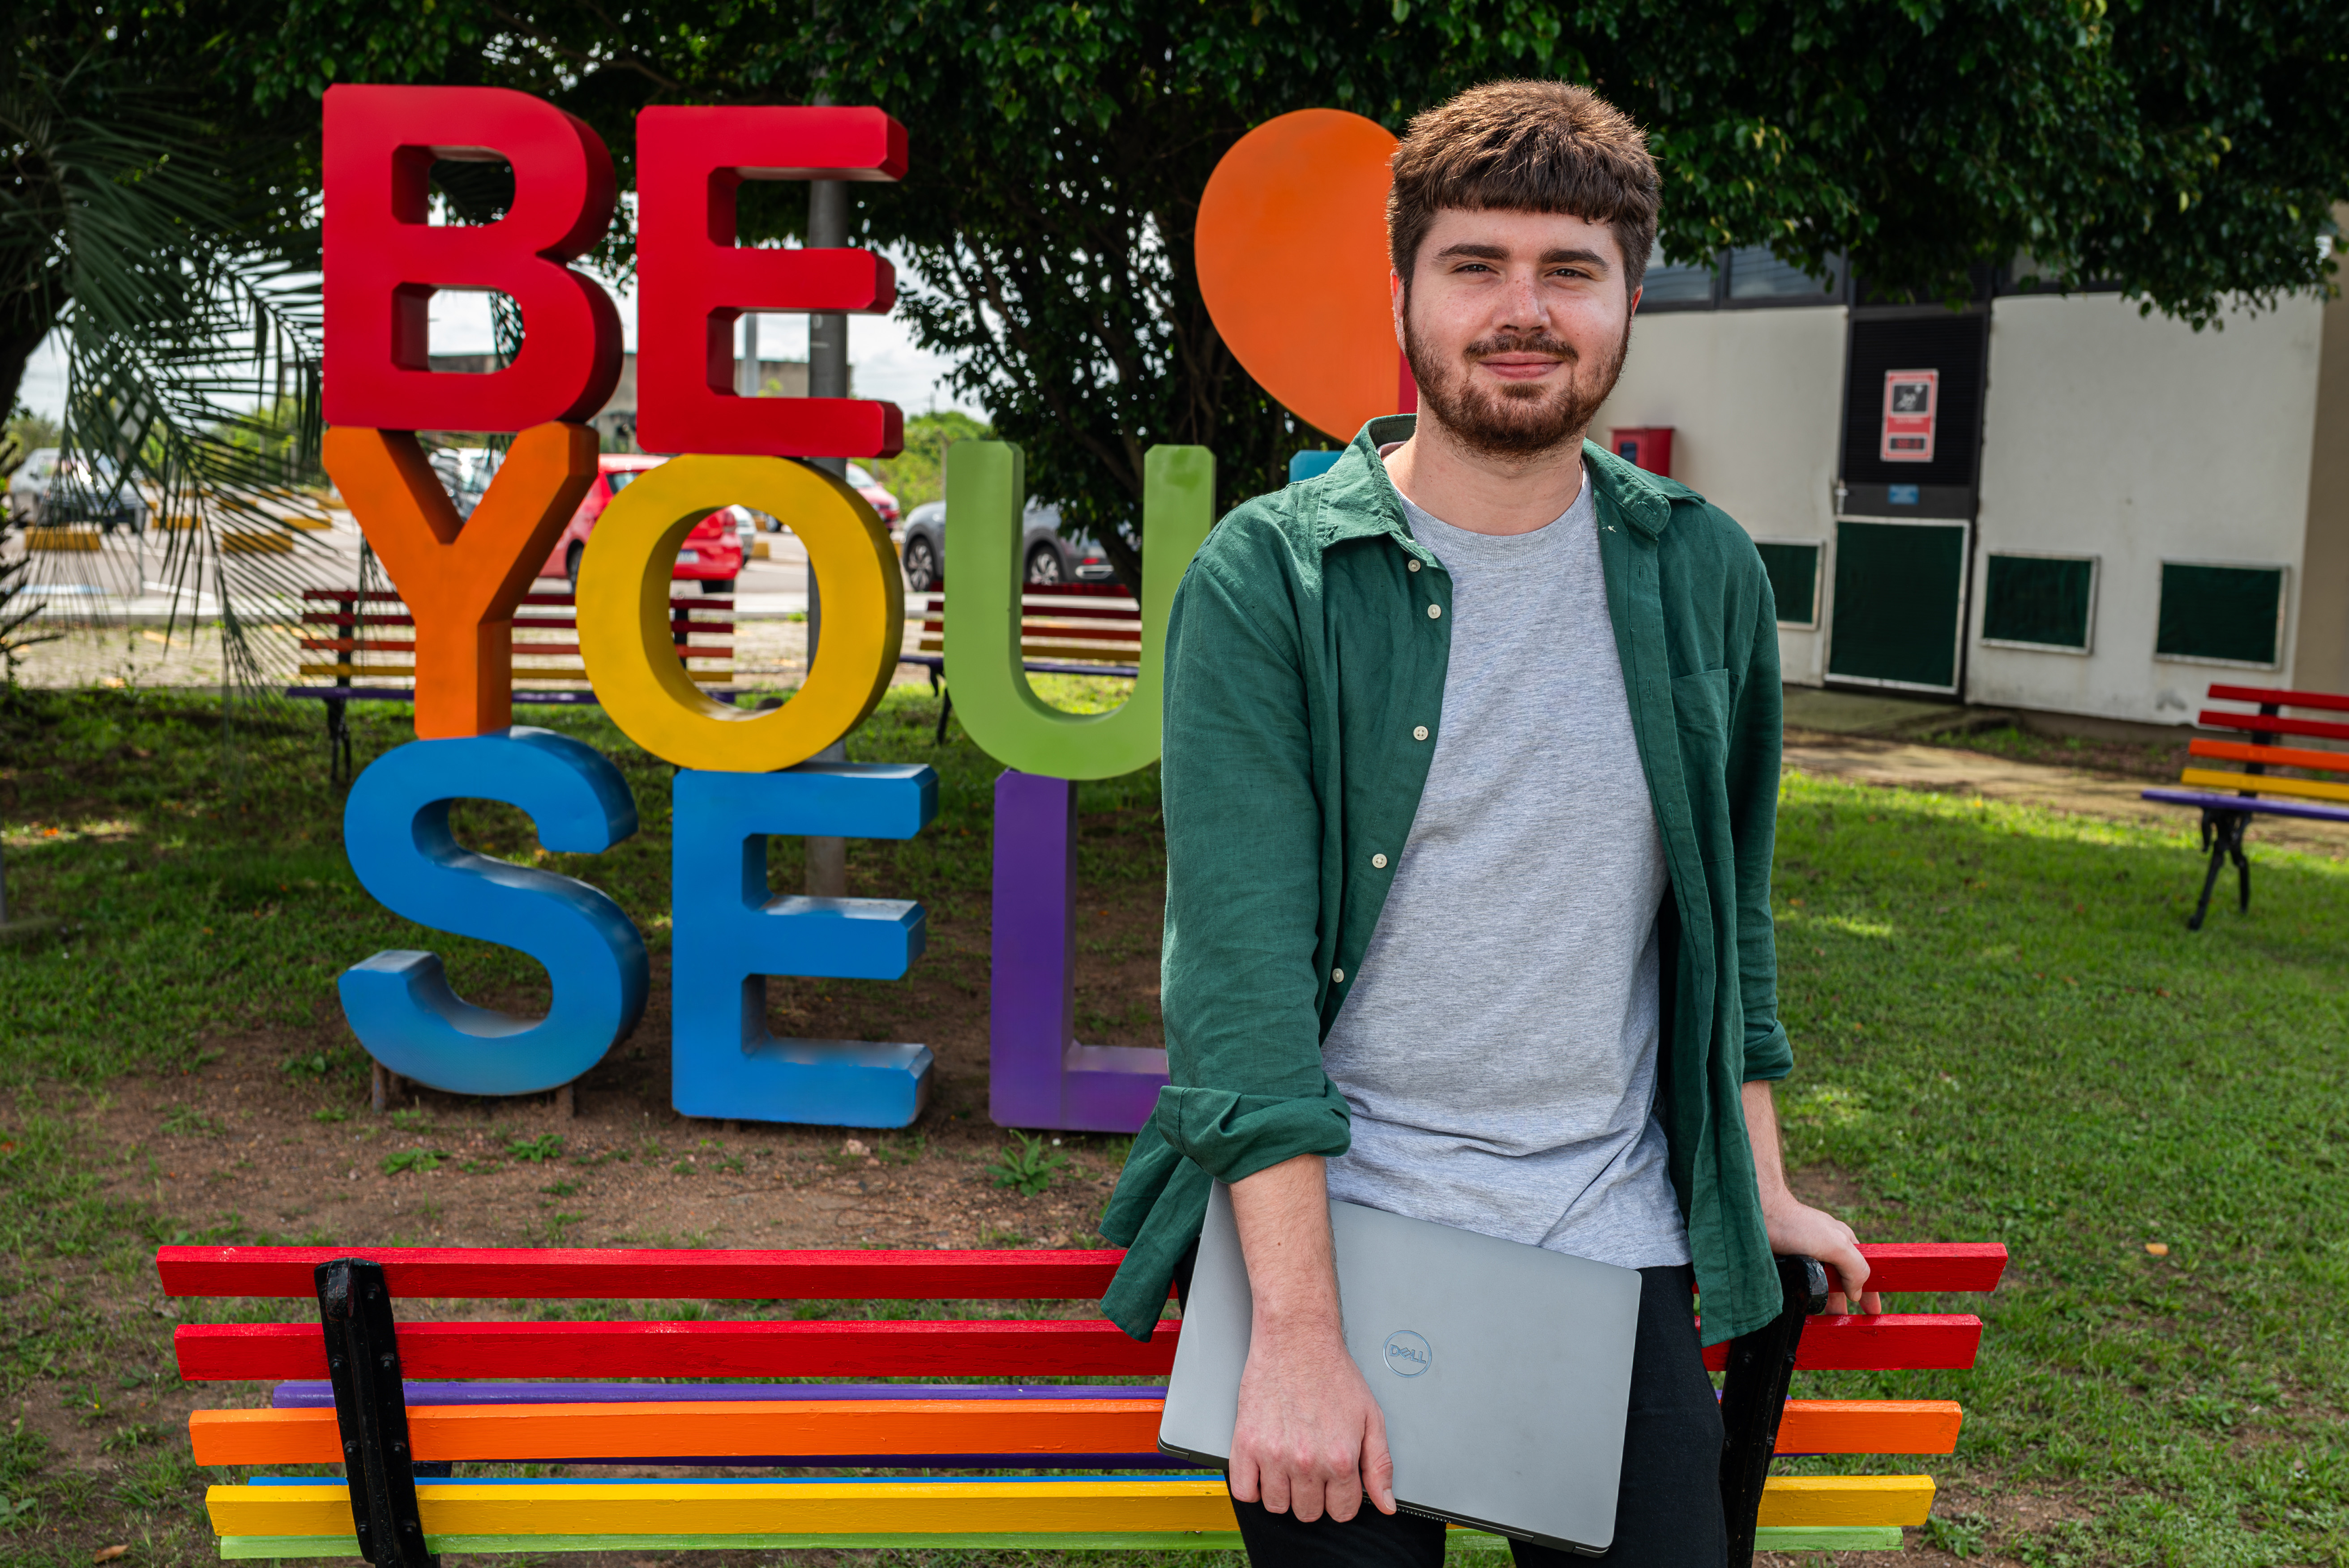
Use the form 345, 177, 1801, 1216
540, 453, 746, 592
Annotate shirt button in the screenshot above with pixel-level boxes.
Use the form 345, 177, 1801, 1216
1406, 559, 1421, 573
1372, 853, 1388, 869
1332, 967, 1346, 983
1427, 603, 1441, 620
1413, 725, 1429, 741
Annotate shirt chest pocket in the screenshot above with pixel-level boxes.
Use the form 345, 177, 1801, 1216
1670, 667, 1732, 791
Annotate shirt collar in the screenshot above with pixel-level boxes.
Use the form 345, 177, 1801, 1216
1309, 414, 1675, 553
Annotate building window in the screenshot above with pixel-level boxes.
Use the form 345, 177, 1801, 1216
1639, 251, 1719, 310
1981, 552, 2096, 653
2155, 562, 2286, 667
1726, 248, 1841, 303
1755, 541, 1822, 628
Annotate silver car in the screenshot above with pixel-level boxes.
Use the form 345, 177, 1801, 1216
6, 448, 151, 531
897, 498, 1118, 591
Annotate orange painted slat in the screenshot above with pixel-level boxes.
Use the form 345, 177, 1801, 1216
191, 1400, 1167, 1466
193, 1395, 1963, 1467
2187, 739, 2349, 775
1776, 1400, 1961, 1454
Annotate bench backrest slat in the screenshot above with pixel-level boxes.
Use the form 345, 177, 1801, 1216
2206, 683, 2349, 715
157, 1245, 1130, 1299
177, 1312, 1981, 1383
2188, 739, 2349, 775
155, 1242, 2002, 1301
2197, 708, 2349, 744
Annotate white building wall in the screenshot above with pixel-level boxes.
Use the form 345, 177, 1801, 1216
1600, 306, 1849, 684
1969, 293, 2325, 724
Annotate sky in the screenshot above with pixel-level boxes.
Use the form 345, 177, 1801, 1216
14, 253, 985, 423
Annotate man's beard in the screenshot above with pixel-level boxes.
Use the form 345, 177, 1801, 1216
1402, 309, 1631, 462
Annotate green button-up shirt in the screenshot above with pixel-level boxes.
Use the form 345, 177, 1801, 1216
1099, 417, 1794, 1346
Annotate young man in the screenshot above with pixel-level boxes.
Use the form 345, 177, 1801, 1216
1099, 80, 1879, 1565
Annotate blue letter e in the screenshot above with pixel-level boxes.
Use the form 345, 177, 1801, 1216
671, 763, 937, 1128
339, 728, 649, 1095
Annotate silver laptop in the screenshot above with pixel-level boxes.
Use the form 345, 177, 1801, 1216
1158, 1183, 1644, 1555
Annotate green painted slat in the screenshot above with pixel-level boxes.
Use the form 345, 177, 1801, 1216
220, 1532, 1251, 1559
1757, 1525, 1906, 1550
220, 1525, 1903, 1560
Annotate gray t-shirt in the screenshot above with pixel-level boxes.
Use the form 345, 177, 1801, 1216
1319, 466, 1690, 1270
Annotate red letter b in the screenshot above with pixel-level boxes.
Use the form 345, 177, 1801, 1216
324, 85, 622, 432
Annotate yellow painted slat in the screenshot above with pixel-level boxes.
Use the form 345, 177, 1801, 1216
2179, 767, 2349, 804
1755, 1474, 1935, 1528
209, 1474, 1934, 1539
208, 1481, 1237, 1538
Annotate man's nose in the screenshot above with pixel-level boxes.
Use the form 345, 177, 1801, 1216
1496, 268, 1547, 329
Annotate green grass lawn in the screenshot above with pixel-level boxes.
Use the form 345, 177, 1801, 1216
3, 684, 2348, 1565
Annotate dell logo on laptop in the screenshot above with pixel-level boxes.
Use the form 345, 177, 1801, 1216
1382, 1330, 1433, 1377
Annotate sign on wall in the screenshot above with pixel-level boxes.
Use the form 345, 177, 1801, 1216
1881, 369, 1939, 463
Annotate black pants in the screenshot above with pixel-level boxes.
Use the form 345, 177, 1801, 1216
1214, 1263, 1726, 1568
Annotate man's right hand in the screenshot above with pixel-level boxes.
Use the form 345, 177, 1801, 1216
1223, 1154, 1397, 1524
1228, 1320, 1396, 1522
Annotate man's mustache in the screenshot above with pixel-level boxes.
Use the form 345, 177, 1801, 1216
1463, 332, 1580, 363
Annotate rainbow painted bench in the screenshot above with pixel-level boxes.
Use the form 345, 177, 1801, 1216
2142, 683, 2349, 929
159, 1240, 2003, 1562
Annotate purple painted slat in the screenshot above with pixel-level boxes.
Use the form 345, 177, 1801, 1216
987, 771, 1169, 1133
269, 1380, 1168, 1408
2141, 788, 2349, 824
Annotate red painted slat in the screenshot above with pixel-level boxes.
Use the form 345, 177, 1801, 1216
174, 1318, 1180, 1382
2199, 710, 2349, 743
1837, 1243, 2006, 1294
1701, 1315, 1982, 1373
157, 1243, 2003, 1302
2207, 684, 2349, 715
156, 1247, 1133, 1300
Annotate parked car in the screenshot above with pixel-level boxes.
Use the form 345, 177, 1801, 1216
5, 449, 150, 531
896, 498, 1116, 592
539, 453, 746, 592
847, 462, 900, 527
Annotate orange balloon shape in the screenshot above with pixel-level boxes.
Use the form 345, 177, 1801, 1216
1196, 110, 1408, 444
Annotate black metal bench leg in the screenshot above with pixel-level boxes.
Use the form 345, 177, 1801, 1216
2188, 810, 2251, 931
315, 1258, 437, 1568
1718, 1255, 1829, 1565
326, 696, 353, 787
934, 684, 953, 748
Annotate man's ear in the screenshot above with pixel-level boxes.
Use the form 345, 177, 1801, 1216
1628, 283, 1643, 316
1390, 268, 1407, 350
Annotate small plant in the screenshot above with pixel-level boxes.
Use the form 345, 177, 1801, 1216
388, 1108, 433, 1132
381, 1148, 445, 1175
987, 1132, 1069, 1197
0, 1491, 36, 1529
99, 1423, 160, 1454
312, 1107, 351, 1124
507, 1132, 565, 1163
542, 1179, 581, 1197
159, 1106, 223, 1138
282, 1051, 331, 1077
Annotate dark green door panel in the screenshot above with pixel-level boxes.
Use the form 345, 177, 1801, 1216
1827, 521, 1968, 690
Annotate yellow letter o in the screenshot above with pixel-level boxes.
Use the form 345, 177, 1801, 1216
576, 455, 900, 771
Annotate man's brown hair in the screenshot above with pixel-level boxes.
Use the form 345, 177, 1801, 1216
1387, 80, 1660, 296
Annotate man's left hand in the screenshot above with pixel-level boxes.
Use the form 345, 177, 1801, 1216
1759, 1193, 1883, 1315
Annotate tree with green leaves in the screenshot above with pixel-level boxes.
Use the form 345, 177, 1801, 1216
211, 0, 2349, 582
5, 7, 332, 667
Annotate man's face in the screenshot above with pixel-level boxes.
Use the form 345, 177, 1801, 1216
1391, 208, 1639, 461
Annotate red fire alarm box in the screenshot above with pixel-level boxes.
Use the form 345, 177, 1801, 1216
1609, 426, 1673, 476
1880, 369, 1938, 462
